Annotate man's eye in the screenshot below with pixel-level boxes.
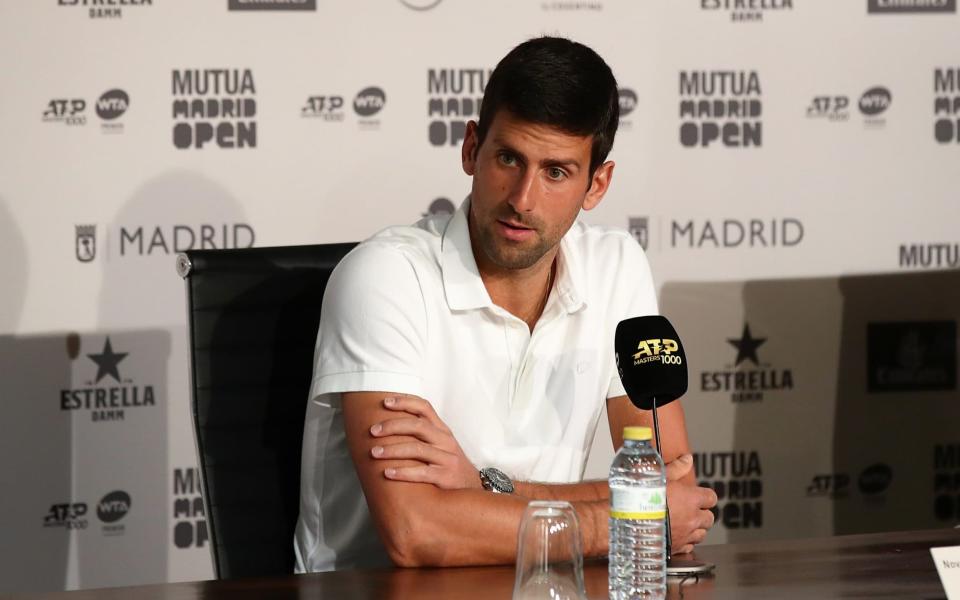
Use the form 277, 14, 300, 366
547, 167, 567, 181
498, 153, 517, 166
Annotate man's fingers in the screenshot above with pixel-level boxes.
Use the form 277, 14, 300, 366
371, 441, 452, 465
665, 454, 693, 481
674, 544, 694, 556
687, 528, 707, 545
382, 464, 463, 490
699, 508, 715, 530
698, 485, 719, 509
383, 464, 439, 485
371, 417, 445, 445
382, 396, 447, 429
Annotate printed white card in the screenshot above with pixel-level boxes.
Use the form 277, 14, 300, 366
930, 545, 960, 600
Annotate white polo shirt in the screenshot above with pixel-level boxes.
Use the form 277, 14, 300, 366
294, 198, 658, 573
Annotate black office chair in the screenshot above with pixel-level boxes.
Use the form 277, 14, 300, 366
177, 242, 357, 579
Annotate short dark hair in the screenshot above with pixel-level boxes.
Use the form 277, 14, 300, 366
476, 36, 620, 176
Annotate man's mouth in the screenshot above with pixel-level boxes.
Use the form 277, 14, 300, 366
496, 219, 537, 242
498, 219, 532, 231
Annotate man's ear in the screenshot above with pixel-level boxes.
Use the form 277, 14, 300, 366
583, 160, 615, 211
461, 120, 479, 176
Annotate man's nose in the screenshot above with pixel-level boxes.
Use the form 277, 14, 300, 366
506, 169, 538, 213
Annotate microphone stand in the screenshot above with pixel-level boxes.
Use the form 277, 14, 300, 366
651, 396, 714, 577
650, 396, 673, 558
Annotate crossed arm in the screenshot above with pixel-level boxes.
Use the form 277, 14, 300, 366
342, 391, 717, 567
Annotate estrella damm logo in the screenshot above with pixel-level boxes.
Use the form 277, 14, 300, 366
632, 338, 682, 366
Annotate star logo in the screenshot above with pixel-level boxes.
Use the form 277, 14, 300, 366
86, 337, 128, 384
727, 324, 766, 367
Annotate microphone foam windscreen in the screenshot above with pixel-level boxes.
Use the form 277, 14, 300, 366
615, 315, 688, 409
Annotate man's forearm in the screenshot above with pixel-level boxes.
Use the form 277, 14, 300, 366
513, 479, 608, 502
388, 486, 609, 567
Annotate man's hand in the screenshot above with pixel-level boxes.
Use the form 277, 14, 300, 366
344, 391, 614, 566
370, 395, 481, 490
665, 454, 717, 555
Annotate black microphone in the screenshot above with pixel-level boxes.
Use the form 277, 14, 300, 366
614, 316, 713, 576
614, 315, 688, 412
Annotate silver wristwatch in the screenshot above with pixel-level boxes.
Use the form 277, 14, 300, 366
479, 467, 515, 494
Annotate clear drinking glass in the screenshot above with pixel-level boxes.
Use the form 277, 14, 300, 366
512, 500, 588, 600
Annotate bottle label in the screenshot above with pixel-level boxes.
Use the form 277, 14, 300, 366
610, 485, 666, 520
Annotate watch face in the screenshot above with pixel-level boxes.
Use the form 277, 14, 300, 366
484, 468, 514, 493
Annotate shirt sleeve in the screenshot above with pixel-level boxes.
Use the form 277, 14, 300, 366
309, 241, 428, 406
606, 235, 659, 399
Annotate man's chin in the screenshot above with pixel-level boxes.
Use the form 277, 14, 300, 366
475, 225, 550, 269
485, 245, 547, 271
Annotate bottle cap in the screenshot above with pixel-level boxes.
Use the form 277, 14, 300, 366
623, 426, 652, 441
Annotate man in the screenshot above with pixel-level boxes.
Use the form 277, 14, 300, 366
294, 36, 717, 572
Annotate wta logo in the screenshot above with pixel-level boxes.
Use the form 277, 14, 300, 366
632, 338, 682, 365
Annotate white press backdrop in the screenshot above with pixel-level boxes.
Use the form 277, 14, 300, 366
1, 0, 958, 593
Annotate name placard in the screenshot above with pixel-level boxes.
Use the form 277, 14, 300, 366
931, 545, 960, 600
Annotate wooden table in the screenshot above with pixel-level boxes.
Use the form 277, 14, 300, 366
7, 528, 959, 599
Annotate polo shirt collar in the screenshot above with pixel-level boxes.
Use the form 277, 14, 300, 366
441, 198, 493, 311
555, 232, 586, 314
441, 197, 587, 314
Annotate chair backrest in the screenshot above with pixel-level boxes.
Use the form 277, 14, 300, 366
178, 242, 357, 579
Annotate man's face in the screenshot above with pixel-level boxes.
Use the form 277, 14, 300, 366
461, 110, 613, 272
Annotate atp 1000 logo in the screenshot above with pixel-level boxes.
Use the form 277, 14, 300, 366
43, 89, 129, 132
43, 502, 88, 530
43, 490, 131, 535
301, 87, 386, 129
630, 338, 682, 366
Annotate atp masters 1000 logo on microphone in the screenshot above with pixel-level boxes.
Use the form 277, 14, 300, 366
631, 338, 683, 366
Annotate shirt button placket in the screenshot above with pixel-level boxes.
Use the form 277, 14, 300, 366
508, 319, 530, 408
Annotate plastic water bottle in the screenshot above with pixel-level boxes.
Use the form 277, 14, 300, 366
609, 426, 666, 599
